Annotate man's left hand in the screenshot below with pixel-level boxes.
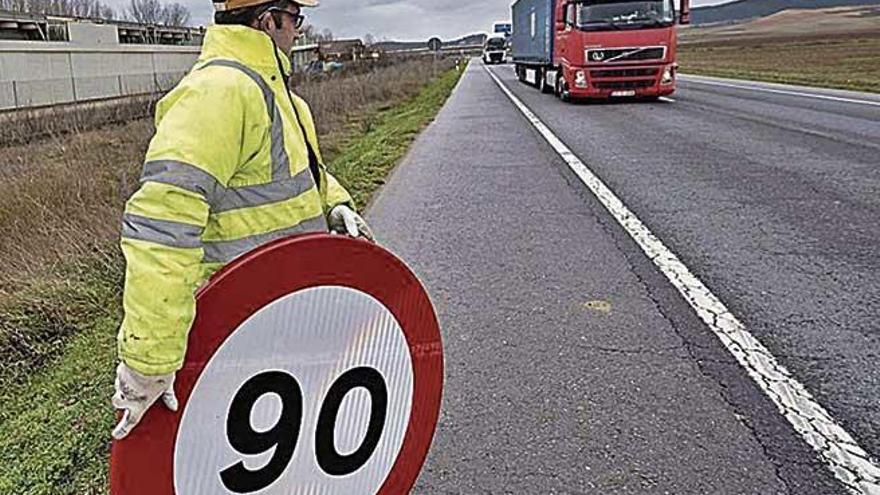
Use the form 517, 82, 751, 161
328, 205, 375, 241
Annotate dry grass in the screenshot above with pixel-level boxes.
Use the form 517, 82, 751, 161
0, 120, 149, 290
0, 97, 159, 148
0, 55, 457, 387
297, 58, 450, 136
679, 6, 880, 92
0, 118, 148, 387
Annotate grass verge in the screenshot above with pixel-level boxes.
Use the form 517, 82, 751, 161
679, 36, 880, 93
329, 67, 463, 209
0, 63, 464, 494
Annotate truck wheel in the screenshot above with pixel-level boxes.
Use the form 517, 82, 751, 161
539, 69, 553, 94
556, 75, 571, 102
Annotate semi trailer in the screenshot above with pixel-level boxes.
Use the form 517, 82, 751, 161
511, 0, 690, 101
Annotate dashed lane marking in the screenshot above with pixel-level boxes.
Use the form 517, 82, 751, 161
485, 65, 880, 495
658, 96, 676, 103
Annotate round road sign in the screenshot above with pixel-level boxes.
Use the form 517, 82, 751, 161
110, 233, 443, 495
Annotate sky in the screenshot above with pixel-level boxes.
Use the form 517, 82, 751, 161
133, 0, 736, 42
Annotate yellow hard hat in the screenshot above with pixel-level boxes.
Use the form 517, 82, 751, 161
214, 0, 317, 12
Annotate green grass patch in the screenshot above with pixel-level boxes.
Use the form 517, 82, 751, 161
0, 65, 463, 494
679, 36, 880, 93
328, 66, 463, 209
0, 314, 117, 495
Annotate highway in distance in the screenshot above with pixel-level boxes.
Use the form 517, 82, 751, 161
366, 60, 879, 494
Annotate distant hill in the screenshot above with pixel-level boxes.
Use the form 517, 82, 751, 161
446, 33, 487, 46
692, 0, 880, 25
681, 5, 880, 43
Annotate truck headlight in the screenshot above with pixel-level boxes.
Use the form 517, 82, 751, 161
575, 70, 588, 88
661, 66, 674, 85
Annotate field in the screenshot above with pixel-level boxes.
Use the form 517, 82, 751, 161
679, 5, 880, 92
0, 57, 464, 494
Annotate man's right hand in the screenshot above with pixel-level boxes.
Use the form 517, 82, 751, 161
112, 362, 178, 440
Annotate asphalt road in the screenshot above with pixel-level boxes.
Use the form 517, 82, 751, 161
366, 62, 878, 494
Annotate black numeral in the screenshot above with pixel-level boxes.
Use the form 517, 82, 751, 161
219, 367, 389, 491
316, 367, 389, 476
220, 371, 303, 493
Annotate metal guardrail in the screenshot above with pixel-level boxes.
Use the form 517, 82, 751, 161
384, 44, 484, 55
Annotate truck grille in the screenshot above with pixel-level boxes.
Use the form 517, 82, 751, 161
586, 47, 665, 63
590, 68, 659, 78
593, 80, 655, 90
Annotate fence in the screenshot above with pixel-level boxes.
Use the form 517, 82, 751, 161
0, 42, 199, 111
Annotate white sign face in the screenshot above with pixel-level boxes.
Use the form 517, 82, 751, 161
174, 286, 414, 495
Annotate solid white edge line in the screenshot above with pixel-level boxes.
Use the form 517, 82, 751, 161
680, 75, 880, 108
485, 65, 880, 495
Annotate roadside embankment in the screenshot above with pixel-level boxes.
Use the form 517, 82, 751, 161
0, 57, 464, 494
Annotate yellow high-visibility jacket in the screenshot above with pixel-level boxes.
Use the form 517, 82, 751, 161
118, 25, 353, 376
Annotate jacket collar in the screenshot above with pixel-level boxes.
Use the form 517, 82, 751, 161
198, 25, 292, 77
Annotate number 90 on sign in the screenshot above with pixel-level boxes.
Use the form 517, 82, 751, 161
221, 366, 388, 493
174, 286, 414, 494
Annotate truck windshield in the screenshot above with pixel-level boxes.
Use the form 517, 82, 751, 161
576, 0, 675, 29
487, 38, 506, 49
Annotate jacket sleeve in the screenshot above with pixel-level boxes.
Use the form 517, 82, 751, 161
118, 71, 247, 376
290, 92, 355, 211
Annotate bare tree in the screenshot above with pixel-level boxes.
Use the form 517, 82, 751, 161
0, 0, 116, 19
127, 0, 190, 26
364, 33, 375, 46
161, 2, 190, 26
98, 2, 113, 18
297, 24, 334, 44
128, 0, 162, 23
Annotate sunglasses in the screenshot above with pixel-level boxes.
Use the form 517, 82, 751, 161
266, 7, 305, 29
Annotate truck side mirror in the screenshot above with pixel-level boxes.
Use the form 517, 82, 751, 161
679, 0, 691, 24
555, 2, 568, 31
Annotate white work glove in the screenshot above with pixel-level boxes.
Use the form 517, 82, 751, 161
112, 362, 178, 440
328, 205, 375, 241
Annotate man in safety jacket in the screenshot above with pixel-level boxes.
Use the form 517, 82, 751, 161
111, 0, 373, 439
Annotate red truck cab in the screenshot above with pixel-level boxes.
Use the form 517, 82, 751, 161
513, 0, 690, 101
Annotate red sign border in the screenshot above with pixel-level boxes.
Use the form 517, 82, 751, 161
110, 233, 444, 494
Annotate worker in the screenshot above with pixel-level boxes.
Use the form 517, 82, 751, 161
111, 0, 372, 439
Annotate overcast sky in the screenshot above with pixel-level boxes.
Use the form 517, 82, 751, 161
135, 0, 736, 41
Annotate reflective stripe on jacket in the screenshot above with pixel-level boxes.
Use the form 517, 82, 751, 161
118, 25, 353, 375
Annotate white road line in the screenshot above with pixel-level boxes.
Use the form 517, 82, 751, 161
658, 96, 676, 103
680, 75, 880, 107
485, 66, 880, 495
